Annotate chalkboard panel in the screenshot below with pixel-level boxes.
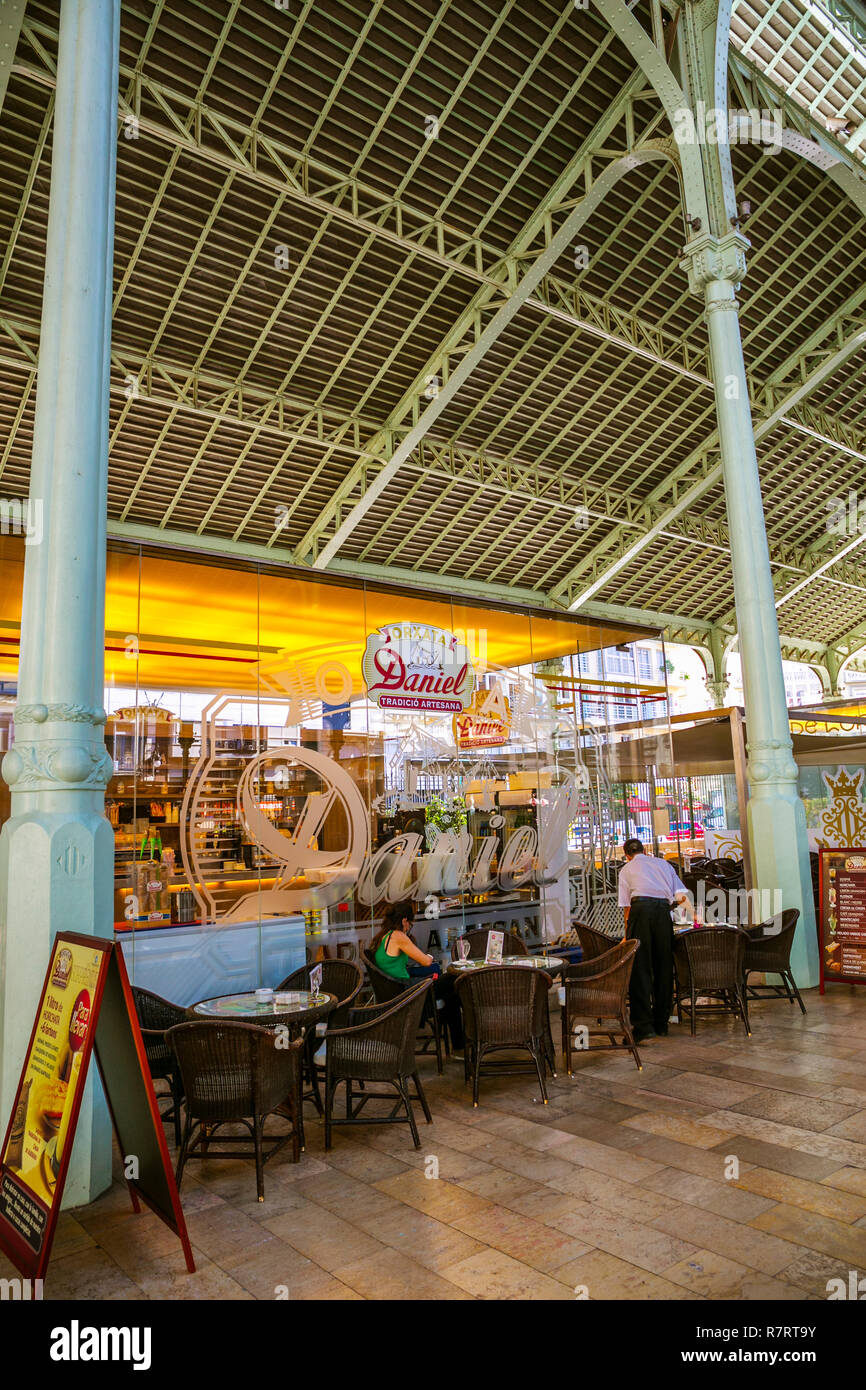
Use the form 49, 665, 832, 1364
92, 948, 187, 1241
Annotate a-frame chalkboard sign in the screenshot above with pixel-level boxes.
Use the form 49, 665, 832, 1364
0, 932, 194, 1283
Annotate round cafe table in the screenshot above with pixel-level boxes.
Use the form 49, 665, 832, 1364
192, 991, 339, 1147
192, 989, 337, 1034
447, 954, 565, 978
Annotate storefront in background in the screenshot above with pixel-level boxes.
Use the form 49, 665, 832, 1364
0, 537, 671, 1000
606, 706, 866, 907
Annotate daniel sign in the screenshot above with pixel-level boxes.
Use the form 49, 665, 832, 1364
454, 685, 511, 748
362, 623, 475, 714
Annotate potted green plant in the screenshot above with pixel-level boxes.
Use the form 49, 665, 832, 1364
425, 793, 467, 838
423, 795, 468, 903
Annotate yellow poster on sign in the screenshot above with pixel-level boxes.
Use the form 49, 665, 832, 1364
453, 686, 511, 749
2, 939, 102, 1206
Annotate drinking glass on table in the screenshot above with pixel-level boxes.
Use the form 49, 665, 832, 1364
457, 938, 470, 962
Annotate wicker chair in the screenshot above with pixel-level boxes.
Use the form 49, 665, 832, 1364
131, 986, 191, 1146
708, 857, 743, 878
706, 858, 745, 892
575, 922, 621, 961
277, 959, 364, 1111
451, 927, 528, 960
362, 947, 447, 1072
561, 939, 642, 1074
673, 927, 751, 1037
743, 909, 805, 1014
455, 966, 553, 1107
322, 980, 433, 1149
276, 959, 363, 1025
167, 1021, 305, 1201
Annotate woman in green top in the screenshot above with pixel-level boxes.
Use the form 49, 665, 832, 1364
370, 901, 464, 1051
371, 901, 438, 980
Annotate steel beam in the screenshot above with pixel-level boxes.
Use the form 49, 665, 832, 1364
310, 148, 682, 570
104, 519, 559, 614
13, 31, 639, 290
0, 0, 25, 118
554, 319, 866, 607
291, 76, 655, 563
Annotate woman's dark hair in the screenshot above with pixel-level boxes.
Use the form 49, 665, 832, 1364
370, 899, 415, 953
623, 838, 645, 857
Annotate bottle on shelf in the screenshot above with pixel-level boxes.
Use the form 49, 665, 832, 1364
139, 825, 162, 860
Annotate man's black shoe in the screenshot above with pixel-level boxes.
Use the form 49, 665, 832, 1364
655, 1026, 669, 1037
634, 1029, 657, 1043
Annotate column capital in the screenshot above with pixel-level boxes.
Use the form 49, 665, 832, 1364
822, 647, 844, 695
679, 230, 750, 295
745, 736, 799, 788
2, 739, 113, 792
14, 702, 107, 726
4, 701, 111, 792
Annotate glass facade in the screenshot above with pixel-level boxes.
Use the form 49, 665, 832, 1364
0, 536, 674, 999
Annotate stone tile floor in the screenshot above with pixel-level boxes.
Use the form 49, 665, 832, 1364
6, 987, 866, 1300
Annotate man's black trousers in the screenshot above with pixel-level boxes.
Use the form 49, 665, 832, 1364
627, 896, 675, 1037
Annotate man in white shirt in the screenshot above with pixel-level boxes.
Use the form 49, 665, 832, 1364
618, 839, 689, 1042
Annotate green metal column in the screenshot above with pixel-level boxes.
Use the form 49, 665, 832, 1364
683, 235, 819, 984
707, 627, 728, 708
0, 0, 120, 1205
823, 647, 843, 697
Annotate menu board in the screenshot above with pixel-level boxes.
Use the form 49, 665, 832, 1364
0, 932, 194, 1283
819, 849, 866, 991
1, 936, 103, 1243
485, 930, 504, 965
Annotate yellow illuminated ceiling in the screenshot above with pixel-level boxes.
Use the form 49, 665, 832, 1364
0, 538, 653, 694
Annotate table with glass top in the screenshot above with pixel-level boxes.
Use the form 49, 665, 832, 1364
192, 990, 338, 1033
192, 991, 338, 1135
673, 921, 746, 936
447, 954, 565, 978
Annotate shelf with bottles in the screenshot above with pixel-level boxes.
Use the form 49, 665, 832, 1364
113, 819, 180, 878
256, 796, 292, 821
113, 820, 171, 843
112, 870, 289, 931
192, 793, 297, 816
106, 787, 186, 827
192, 804, 300, 844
